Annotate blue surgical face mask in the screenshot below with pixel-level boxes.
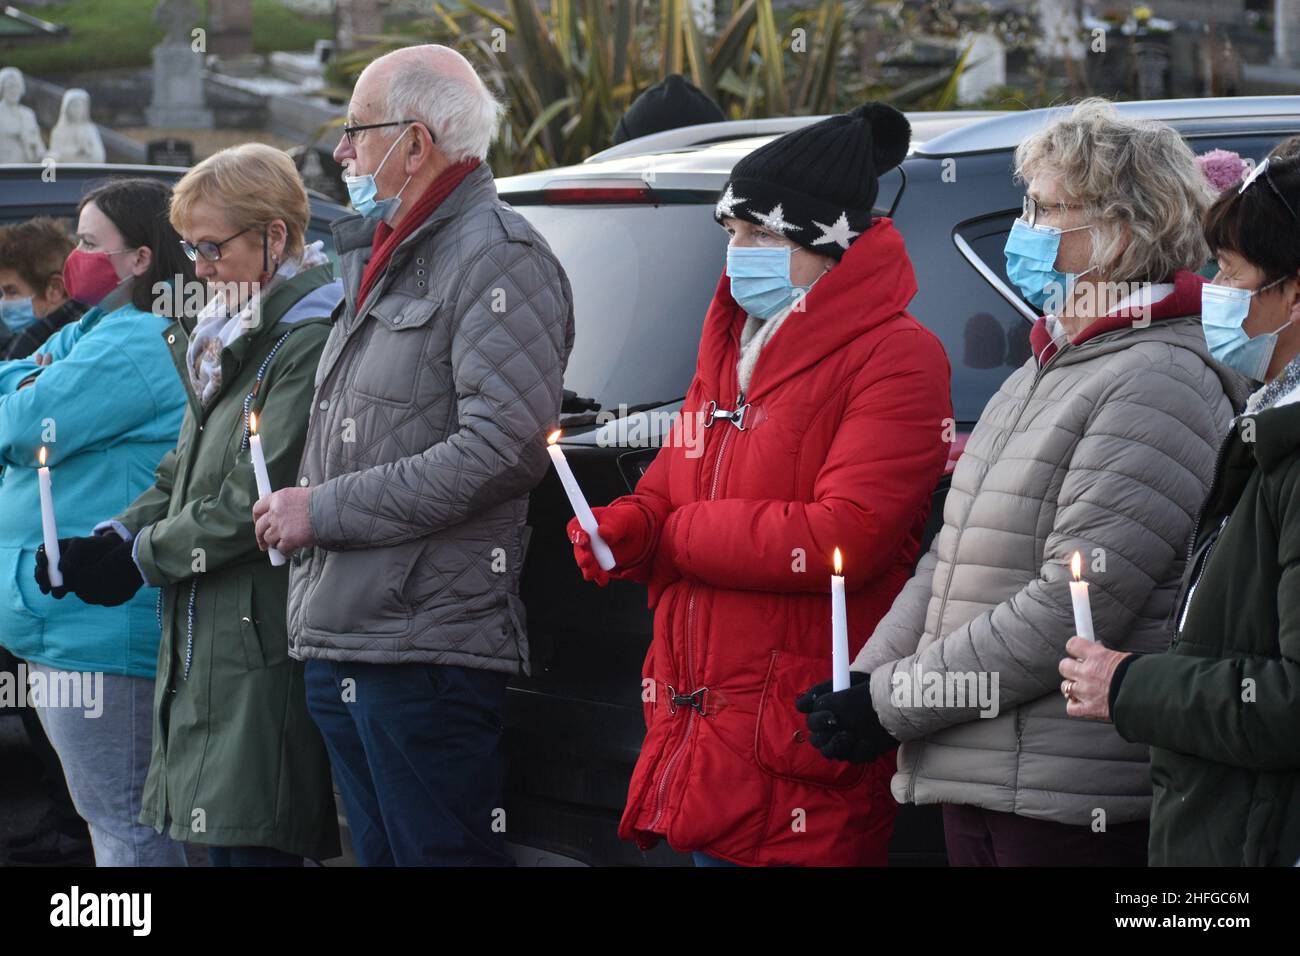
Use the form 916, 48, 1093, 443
725, 245, 812, 321
1003, 217, 1094, 311
1201, 277, 1293, 381
0, 296, 39, 333
343, 126, 414, 222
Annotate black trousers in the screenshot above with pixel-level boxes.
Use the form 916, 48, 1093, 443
942, 803, 1150, 866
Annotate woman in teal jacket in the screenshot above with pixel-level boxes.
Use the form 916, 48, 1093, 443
0, 178, 192, 866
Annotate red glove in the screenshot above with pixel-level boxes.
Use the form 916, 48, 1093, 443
567, 506, 650, 587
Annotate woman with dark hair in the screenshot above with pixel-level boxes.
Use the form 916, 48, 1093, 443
0, 177, 191, 866
1060, 153, 1300, 865
0, 216, 86, 362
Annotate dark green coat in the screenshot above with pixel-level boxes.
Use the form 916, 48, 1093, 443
1113, 396, 1300, 866
116, 266, 341, 860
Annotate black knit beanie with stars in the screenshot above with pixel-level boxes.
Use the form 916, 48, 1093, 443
714, 102, 911, 260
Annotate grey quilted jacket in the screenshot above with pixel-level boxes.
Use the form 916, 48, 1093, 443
855, 312, 1250, 825
287, 163, 575, 673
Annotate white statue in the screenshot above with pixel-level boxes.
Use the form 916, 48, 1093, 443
0, 67, 46, 164
47, 89, 105, 164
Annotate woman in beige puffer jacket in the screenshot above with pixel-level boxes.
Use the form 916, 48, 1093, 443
827, 99, 1251, 866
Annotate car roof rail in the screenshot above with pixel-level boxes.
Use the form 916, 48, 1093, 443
917, 95, 1300, 157
585, 117, 831, 162
585, 110, 997, 163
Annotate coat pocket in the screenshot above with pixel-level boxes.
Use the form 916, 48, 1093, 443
237, 572, 266, 670
754, 650, 870, 790
0, 546, 43, 622
349, 295, 445, 405
303, 540, 419, 637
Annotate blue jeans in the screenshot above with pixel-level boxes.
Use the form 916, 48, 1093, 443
305, 659, 513, 867
30, 664, 187, 867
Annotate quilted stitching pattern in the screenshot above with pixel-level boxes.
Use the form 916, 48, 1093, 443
856, 317, 1245, 825
288, 168, 575, 674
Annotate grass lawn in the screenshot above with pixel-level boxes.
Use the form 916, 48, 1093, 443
3, 0, 333, 76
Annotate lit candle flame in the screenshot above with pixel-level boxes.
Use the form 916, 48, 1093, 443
38, 446, 47, 467
547, 429, 561, 446
1071, 551, 1082, 581
833, 547, 843, 576
249, 411, 258, 435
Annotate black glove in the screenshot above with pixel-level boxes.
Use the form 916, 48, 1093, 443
795, 670, 897, 764
34, 537, 75, 599
35, 531, 144, 607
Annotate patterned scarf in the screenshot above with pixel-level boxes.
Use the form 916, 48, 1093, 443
1244, 350, 1300, 415
187, 240, 329, 406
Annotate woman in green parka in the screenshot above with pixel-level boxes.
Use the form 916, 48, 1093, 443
42, 144, 342, 865
1059, 153, 1300, 866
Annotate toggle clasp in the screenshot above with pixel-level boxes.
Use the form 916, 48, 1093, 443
666, 684, 710, 716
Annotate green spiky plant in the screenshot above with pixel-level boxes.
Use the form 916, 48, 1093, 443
326, 0, 875, 175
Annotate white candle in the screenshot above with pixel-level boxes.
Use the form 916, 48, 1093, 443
249, 413, 286, 567
37, 446, 62, 587
831, 547, 850, 691
1069, 551, 1095, 642
547, 430, 615, 571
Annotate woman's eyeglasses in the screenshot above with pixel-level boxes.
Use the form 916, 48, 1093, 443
340, 118, 420, 147
1021, 194, 1088, 228
180, 228, 252, 263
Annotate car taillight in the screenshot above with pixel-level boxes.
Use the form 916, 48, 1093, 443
543, 184, 657, 204
945, 430, 971, 476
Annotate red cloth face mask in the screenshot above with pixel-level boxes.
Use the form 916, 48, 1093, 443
63, 248, 129, 305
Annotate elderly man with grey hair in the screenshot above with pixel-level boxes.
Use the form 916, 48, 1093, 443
254, 44, 575, 866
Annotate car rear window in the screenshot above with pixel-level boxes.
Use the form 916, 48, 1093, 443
509, 201, 724, 418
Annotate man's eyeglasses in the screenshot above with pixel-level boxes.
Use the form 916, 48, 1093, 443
341, 118, 421, 147
180, 228, 252, 263
1021, 194, 1088, 228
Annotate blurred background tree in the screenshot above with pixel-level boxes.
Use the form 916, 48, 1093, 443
326, 0, 983, 175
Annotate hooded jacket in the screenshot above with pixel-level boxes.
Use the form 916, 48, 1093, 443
0, 301, 185, 677
604, 219, 953, 866
117, 266, 342, 860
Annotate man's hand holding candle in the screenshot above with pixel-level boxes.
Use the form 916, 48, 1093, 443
253, 486, 316, 554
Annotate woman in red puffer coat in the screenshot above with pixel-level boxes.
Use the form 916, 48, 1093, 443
569, 103, 952, 866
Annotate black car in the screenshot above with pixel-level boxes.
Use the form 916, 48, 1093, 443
0, 163, 348, 260
494, 95, 1300, 866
